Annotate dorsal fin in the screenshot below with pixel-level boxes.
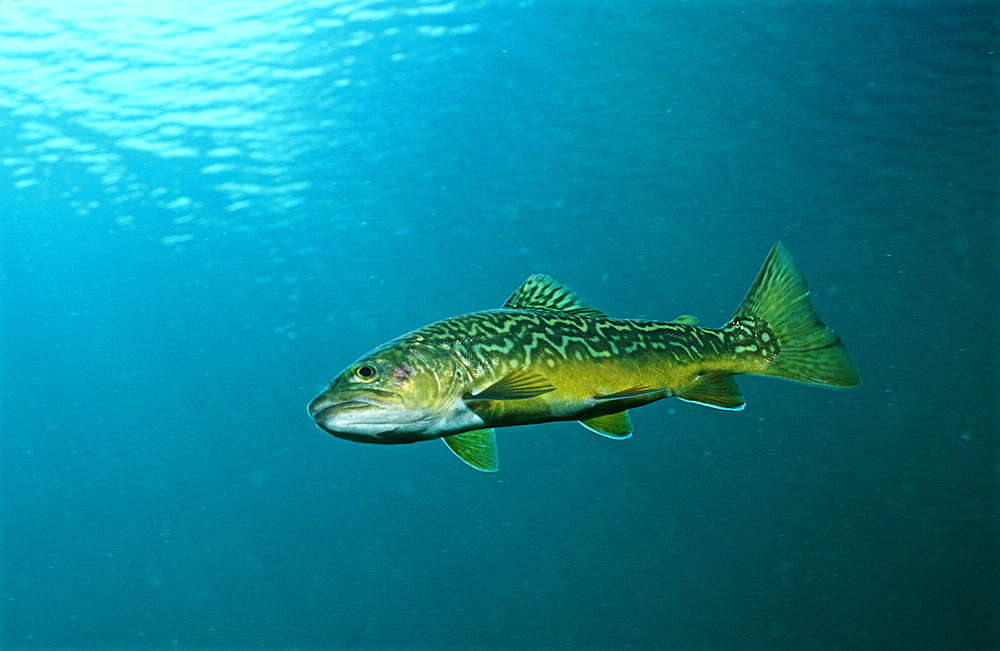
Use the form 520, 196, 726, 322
503, 274, 605, 317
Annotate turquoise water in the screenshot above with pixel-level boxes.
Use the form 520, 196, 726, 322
2, 1, 997, 648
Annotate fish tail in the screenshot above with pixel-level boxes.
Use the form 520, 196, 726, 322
728, 242, 861, 388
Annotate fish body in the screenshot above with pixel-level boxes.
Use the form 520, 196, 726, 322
308, 243, 860, 471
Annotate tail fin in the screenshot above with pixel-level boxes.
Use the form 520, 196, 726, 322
730, 242, 861, 388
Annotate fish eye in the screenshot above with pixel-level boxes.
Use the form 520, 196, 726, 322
353, 365, 378, 382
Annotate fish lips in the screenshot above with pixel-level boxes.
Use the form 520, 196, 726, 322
308, 394, 427, 444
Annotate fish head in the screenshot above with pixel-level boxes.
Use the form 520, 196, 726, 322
308, 343, 474, 444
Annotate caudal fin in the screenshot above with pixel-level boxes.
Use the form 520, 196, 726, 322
730, 242, 861, 388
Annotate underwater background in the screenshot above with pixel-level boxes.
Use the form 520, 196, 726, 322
1, 1, 997, 649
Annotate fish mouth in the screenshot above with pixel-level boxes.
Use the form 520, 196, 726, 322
309, 397, 384, 426
308, 393, 427, 443
307, 391, 390, 418
312, 400, 374, 418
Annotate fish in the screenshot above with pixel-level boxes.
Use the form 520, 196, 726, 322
308, 242, 860, 472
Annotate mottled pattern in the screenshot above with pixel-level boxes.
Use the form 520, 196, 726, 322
389, 309, 778, 381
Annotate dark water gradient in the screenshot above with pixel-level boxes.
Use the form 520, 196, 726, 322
2, 1, 997, 648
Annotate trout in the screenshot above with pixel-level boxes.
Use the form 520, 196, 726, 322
308, 243, 860, 471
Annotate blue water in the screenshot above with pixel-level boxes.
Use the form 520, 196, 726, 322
2, 1, 997, 648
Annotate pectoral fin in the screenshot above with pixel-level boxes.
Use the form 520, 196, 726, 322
676, 371, 745, 410
465, 370, 555, 402
442, 429, 499, 472
579, 411, 633, 439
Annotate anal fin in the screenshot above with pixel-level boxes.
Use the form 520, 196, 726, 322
676, 371, 745, 411
579, 411, 633, 439
442, 428, 499, 472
